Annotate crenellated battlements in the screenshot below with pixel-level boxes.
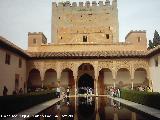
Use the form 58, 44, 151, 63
52, 0, 116, 8
125, 30, 146, 39
130, 30, 146, 33
28, 32, 44, 35
51, 0, 119, 43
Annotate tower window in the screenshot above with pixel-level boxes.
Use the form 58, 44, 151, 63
59, 17, 61, 19
81, 15, 82, 17
106, 34, 110, 39
5, 53, 11, 65
61, 37, 62, 39
33, 39, 36, 44
138, 37, 141, 42
83, 36, 87, 42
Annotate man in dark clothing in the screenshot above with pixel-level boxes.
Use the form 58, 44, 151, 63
3, 86, 8, 96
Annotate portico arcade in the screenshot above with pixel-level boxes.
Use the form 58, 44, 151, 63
27, 59, 150, 95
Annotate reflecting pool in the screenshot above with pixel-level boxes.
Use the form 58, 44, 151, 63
30, 97, 158, 120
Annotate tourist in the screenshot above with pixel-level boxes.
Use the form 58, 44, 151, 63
88, 88, 92, 95
147, 86, 152, 92
3, 86, 8, 96
12, 90, 17, 95
67, 87, 70, 97
19, 88, 23, 94
117, 88, 120, 98
56, 87, 61, 98
138, 86, 143, 91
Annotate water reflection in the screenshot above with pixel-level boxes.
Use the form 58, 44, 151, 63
78, 97, 95, 120
34, 97, 150, 120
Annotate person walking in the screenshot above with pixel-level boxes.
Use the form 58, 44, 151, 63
56, 87, 61, 98
3, 86, 8, 96
67, 87, 70, 97
19, 88, 23, 94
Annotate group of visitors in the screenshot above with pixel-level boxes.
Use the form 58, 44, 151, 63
56, 86, 70, 98
137, 85, 152, 92
12, 88, 23, 95
109, 87, 120, 98
3, 86, 23, 96
79, 87, 93, 95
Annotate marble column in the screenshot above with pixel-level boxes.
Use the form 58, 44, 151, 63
95, 79, 98, 96
41, 80, 44, 88
131, 112, 137, 120
131, 81, 134, 90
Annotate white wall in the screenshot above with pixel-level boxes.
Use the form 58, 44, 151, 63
149, 54, 160, 92
0, 48, 26, 96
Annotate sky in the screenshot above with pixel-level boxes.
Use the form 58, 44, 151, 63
0, 0, 160, 49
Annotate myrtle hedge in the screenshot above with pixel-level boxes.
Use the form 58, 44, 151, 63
120, 89, 160, 109
0, 90, 56, 115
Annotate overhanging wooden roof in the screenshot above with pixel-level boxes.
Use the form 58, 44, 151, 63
28, 51, 147, 59
1, 36, 160, 59
28, 46, 160, 59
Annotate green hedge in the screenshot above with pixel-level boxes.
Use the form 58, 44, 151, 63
120, 89, 160, 109
0, 90, 57, 115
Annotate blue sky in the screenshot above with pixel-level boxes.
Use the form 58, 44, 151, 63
0, 0, 160, 49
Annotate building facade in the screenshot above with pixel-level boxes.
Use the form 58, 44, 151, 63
0, 0, 160, 96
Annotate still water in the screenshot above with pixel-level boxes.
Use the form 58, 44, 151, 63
30, 97, 158, 120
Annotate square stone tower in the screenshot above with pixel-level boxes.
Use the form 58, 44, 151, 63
51, 0, 119, 44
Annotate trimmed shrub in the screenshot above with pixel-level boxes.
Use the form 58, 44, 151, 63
0, 90, 56, 115
120, 89, 160, 109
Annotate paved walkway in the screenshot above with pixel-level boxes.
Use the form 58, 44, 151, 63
107, 95, 160, 119
6, 97, 63, 120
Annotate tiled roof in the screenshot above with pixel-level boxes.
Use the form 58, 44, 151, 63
147, 45, 160, 57
28, 51, 147, 59
1, 36, 160, 59
0, 36, 30, 58
28, 46, 160, 59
